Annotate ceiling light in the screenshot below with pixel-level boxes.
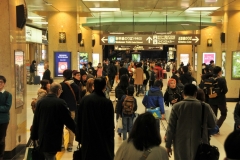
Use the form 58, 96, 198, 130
89, 8, 120, 11
82, 0, 118, 2
181, 24, 189, 25
205, 0, 217, 2
109, 32, 124, 34
28, 16, 44, 19
33, 22, 48, 24
186, 7, 220, 11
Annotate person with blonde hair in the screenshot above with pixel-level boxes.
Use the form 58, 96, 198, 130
84, 78, 94, 96
164, 78, 183, 107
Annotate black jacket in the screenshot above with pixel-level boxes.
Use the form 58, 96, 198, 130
42, 69, 51, 81
164, 87, 183, 106
180, 73, 195, 85
119, 67, 129, 78
76, 91, 114, 160
31, 94, 75, 152
208, 75, 228, 105
234, 102, 240, 128
30, 63, 35, 73
60, 80, 79, 111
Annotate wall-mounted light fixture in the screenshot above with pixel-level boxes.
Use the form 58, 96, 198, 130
59, 32, 66, 43
92, 34, 95, 47
207, 39, 212, 47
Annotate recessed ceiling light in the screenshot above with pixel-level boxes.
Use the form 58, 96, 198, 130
28, 16, 44, 19
109, 32, 124, 34
186, 7, 220, 11
89, 8, 120, 11
33, 22, 48, 24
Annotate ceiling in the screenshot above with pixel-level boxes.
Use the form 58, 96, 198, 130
25, 0, 240, 32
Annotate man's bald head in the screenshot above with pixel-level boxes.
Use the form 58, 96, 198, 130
49, 82, 62, 96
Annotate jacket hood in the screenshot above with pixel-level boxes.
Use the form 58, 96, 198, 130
64, 79, 74, 84
150, 86, 160, 93
37, 88, 47, 95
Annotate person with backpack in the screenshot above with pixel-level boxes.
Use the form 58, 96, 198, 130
116, 85, 138, 140
207, 66, 228, 133
179, 66, 196, 85
164, 78, 183, 107
142, 80, 165, 132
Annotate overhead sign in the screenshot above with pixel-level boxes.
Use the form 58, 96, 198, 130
114, 45, 163, 51
101, 34, 200, 45
25, 26, 42, 43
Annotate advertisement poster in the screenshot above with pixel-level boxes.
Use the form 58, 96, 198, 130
180, 54, 189, 66
232, 51, 240, 79
15, 51, 24, 108
37, 62, 45, 79
92, 53, 99, 67
54, 52, 71, 77
202, 52, 215, 65
132, 54, 141, 62
222, 51, 226, 76
79, 52, 88, 69
194, 53, 198, 71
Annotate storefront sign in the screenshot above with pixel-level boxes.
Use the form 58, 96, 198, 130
114, 45, 163, 51
101, 34, 200, 45
25, 26, 42, 43
54, 52, 71, 77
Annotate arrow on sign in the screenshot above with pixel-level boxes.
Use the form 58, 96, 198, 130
146, 36, 152, 43
192, 36, 199, 43
101, 37, 108, 43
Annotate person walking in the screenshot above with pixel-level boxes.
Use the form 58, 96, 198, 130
76, 77, 114, 160
0, 75, 12, 160
28, 60, 36, 84
165, 84, 216, 159
42, 63, 51, 81
31, 82, 76, 160
134, 62, 144, 97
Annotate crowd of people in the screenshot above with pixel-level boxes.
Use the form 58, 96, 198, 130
1, 58, 239, 160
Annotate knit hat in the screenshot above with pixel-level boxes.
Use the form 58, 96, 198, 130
72, 70, 80, 75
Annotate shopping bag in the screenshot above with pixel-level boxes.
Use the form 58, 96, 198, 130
146, 107, 161, 119
117, 117, 123, 129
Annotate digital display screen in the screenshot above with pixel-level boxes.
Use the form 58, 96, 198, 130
79, 52, 88, 69
132, 54, 141, 62
54, 52, 71, 77
232, 51, 240, 79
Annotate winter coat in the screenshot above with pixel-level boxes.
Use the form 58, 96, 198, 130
164, 87, 183, 106
42, 69, 51, 81
165, 97, 217, 160
207, 75, 228, 106
0, 91, 12, 124
142, 86, 165, 114
180, 73, 195, 85
76, 91, 114, 160
115, 141, 169, 160
31, 94, 76, 152
134, 67, 143, 85
60, 80, 79, 111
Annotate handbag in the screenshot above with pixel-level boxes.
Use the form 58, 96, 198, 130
73, 143, 82, 160
195, 103, 219, 160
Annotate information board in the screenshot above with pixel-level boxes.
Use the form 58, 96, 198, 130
54, 52, 71, 77
101, 34, 200, 45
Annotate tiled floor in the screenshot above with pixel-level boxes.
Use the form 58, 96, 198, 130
23, 77, 235, 160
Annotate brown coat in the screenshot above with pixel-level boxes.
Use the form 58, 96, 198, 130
134, 67, 143, 85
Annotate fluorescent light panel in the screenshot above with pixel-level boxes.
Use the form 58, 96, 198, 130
33, 22, 48, 24
109, 32, 124, 34
28, 16, 44, 19
186, 7, 220, 11
90, 8, 120, 11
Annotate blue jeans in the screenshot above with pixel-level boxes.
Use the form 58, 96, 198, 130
122, 115, 133, 140
43, 152, 57, 160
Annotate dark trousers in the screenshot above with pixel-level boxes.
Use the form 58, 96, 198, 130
109, 76, 115, 89
0, 123, 9, 159
135, 85, 141, 95
210, 104, 227, 128
149, 81, 154, 89
43, 152, 57, 160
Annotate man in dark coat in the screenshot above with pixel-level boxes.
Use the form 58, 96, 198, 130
42, 63, 51, 81
76, 77, 114, 160
59, 69, 79, 152
31, 82, 75, 160
180, 66, 195, 85
119, 62, 129, 79
28, 60, 36, 84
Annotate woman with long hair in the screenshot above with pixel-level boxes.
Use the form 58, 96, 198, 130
115, 112, 169, 160
84, 78, 94, 96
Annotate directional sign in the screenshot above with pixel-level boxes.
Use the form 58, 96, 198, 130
114, 45, 163, 51
100, 34, 200, 45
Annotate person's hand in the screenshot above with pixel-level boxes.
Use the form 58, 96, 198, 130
171, 98, 178, 104
166, 148, 172, 158
161, 114, 165, 120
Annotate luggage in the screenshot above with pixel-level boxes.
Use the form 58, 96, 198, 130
34, 76, 40, 85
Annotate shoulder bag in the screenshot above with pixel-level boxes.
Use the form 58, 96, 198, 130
65, 82, 77, 103
195, 103, 219, 160
139, 148, 152, 160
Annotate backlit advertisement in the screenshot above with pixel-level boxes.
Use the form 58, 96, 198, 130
203, 52, 215, 65
232, 51, 240, 79
79, 52, 88, 69
180, 54, 189, 66
54, 52, 71, 77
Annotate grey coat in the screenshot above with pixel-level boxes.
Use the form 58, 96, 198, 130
165, 97, 216, 160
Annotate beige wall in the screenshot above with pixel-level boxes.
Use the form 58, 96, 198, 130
0, 0, 27, 151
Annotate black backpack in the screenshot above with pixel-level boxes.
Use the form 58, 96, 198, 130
166, 65, 170, 72
203, 77, 220, 98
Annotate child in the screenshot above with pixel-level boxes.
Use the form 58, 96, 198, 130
116, 85, 138, 140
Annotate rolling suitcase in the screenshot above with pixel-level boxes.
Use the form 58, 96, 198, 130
33, 76, 40, 85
